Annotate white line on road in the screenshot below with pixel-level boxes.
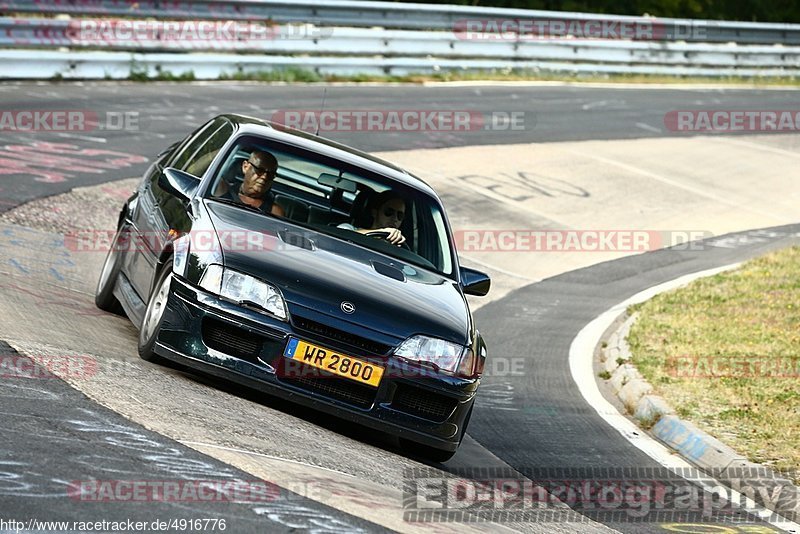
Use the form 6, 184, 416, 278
569, 150, 787, 223
460, 254, 540, 282
635, 122, 661, 133
709, 137, 800, 159
582, 100, 609, 110
55, 132, 107, 143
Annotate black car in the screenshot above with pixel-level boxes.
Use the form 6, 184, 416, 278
96, 114, 491, 461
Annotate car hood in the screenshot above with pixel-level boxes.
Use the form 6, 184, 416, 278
205, 202, 470, 344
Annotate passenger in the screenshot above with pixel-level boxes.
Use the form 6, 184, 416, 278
339, 190, 406, 246
215, 150, 285, 217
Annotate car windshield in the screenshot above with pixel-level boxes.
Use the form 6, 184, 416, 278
205, 136, 455, 277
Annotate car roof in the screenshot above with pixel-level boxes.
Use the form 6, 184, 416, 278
219, 113, 440, 198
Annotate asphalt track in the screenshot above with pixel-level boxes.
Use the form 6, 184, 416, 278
0, 344, 390, 533
1, 83, 798, 533
0, 82, 798, 211
471, 223, 800, 532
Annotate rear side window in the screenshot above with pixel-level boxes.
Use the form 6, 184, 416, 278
167, 120, 216, 168
183, 123, 234, 178
170, 118, 233, 177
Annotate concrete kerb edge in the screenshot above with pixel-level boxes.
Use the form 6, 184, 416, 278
598, 299, 800, 517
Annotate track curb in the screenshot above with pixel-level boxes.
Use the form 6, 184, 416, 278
597, 272, 800, 523
601, 311, 755, 470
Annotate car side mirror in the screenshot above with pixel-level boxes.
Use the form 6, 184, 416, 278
460, 266, 491, 296
159, 167, 200, 201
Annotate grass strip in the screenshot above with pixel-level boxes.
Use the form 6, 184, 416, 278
74, 66, 800, 86
627, 246, 800, 478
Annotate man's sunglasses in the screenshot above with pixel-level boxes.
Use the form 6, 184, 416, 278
383, 207, 405, 221
247, 160, 275, 177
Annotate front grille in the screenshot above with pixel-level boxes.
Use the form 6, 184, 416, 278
391, 384, 458, 422
292, 316, 391, 356
281, 364, 377, 409
202, 318, 264, 360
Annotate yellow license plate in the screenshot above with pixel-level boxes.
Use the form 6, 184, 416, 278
283, 338, 384, 387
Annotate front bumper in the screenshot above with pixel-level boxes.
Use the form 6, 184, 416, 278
153, 276, 478, 450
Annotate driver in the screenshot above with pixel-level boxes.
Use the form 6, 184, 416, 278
339, 190, 406, 246
213, 150, 285, 217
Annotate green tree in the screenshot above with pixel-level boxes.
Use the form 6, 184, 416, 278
385, 0, 800, 23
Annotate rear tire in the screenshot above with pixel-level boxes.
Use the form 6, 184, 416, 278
137, 262, 172, 363
95, 227, 127, 315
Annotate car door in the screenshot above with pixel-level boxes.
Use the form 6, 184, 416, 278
128, 118, 231, 301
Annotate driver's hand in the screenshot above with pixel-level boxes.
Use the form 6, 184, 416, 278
381, 228, 406, 245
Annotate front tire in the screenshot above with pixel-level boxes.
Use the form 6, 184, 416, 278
137, 262, 172, 363
95, 227, 127, 315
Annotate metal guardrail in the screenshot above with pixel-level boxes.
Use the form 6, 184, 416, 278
1, 0, 800, 45
1, 2, 799, 79
3, 49, 799, 80
1, 18, 798, 70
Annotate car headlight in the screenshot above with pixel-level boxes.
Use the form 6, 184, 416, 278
199, 264, 287, 321
170, 230, 223, 282
394, 335, 473, 376
172, 234, 191, 277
